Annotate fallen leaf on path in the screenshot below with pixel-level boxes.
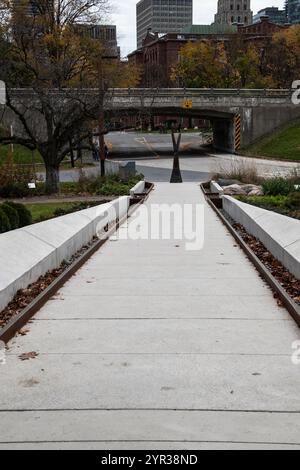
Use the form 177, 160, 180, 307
19, 351, 39, 361
17, 328, 30, 336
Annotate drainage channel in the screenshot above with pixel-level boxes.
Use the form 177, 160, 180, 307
0, 183, 154, 344
201, 182, 300, 328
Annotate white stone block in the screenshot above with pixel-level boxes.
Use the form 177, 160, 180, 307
130, 180, 145, 197
0, 197, 129, 312
210, 181, 224, 195
0, 230, 56, 311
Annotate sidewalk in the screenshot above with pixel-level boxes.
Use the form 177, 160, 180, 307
0, 183, 300, 449
138, 152, 300, 178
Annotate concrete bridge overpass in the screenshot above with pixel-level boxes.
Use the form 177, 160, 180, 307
1, 88, 300, 152
105, 88, 300, 152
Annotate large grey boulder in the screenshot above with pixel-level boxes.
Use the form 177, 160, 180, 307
248, 188, 264, 196
218, 179, 241, 187
223, 184, 247, 196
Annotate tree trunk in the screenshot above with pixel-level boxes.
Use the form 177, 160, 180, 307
45, 163, 60, 194
69, 139, 75, 168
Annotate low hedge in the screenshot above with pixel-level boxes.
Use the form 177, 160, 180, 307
5, 202, 32, 227
1, 203, 19, 230
0, 208, 11, 233
0, 202, 32, 233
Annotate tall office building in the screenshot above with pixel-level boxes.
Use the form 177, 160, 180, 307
12, 0, 54, 16
287, 0, 300, 23
136, 0, 193, 48
75, 24, 120, 57
253, 7, 287, 24
214, 0, 253, 25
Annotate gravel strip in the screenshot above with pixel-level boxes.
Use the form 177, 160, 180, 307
233, 223, 300, 307
0, 237, 99, 330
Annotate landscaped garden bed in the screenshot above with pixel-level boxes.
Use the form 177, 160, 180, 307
234, 177, 300, 220
0, 172, 144, 232
236, 193, 300, 220
0, 170, 143, 199
213, 160, 300, 220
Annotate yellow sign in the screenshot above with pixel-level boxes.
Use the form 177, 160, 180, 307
182, 99, 193, 109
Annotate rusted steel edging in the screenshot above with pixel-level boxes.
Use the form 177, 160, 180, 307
201, 184, 300, 328
0, 183, 154, 344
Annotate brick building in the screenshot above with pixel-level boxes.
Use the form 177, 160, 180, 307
128, 17, 286, 88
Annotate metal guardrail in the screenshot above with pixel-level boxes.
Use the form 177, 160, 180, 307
112, 88, 293, 98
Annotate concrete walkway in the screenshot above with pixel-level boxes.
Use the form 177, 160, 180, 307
1, 183, 300, 449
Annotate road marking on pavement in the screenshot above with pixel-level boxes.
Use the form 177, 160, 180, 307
135, 137, 159, 157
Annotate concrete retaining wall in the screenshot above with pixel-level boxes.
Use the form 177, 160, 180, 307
0, 196, 130, 312
105, 160, 136, 179
104, 160, 119, 175
223, 196, 300, 279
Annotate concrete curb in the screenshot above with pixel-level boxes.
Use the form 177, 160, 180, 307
130, 180, 146, 197
223, 196, 300, 280
210, 180, 224, 195
0, 196, 130, 312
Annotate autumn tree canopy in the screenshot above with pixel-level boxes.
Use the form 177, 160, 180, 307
171, 25, 300, 89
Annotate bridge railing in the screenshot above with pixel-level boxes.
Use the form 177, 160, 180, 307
109, 88, 293, 98
8, 88, 293, 97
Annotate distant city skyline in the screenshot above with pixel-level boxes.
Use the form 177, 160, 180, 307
111, 0, 285, 57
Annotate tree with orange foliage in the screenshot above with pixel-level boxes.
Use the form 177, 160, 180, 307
171, 41, 230, 88
266, 25, 300, 88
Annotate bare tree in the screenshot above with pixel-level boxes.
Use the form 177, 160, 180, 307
0, 0, 110, 193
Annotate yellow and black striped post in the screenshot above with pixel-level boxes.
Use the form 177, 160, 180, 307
234, 114, 241, 152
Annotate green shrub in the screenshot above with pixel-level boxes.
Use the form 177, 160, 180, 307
5, 202, 32, 227
287, 192, 300, 208
238, 194, 287, 208
53, 202, 98, 218
262, 177, 296, 196
0, 181, 32, 198
0, 207, 11, 233
1, 203, 19, 229
236, 194, 300, 220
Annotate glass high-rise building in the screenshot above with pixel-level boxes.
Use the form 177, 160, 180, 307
287, 0, 300, 23
253, 7, 287, 24
136, 0, 193, 48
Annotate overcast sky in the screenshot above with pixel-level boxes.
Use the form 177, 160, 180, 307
111, 0, 285, 57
